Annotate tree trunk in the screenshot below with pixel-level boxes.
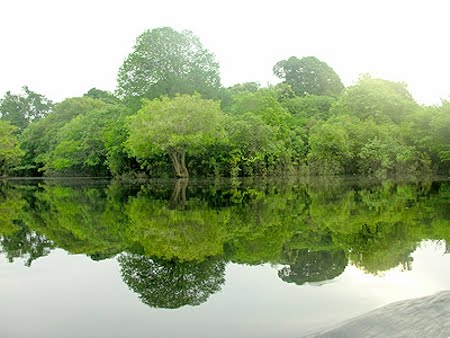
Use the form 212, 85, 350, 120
171, 178, 189, 208
168, 149, 189, 178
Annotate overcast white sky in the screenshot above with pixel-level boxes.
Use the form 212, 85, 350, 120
1, 0, 449, 104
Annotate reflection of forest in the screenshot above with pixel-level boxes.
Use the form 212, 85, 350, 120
0, 178, 449, 307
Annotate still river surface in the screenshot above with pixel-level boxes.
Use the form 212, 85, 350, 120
0, 177, 449, 337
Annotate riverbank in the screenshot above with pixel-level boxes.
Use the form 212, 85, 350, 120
305, 291, 450, 337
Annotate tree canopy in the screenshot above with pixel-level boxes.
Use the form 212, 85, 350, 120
0, 26, 449, 178
273, 56, 344, 97
0, 86, 53, 130
117, 27, 221, 109
126, 94, 226, 178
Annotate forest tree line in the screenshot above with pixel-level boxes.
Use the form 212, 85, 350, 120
0, 27, 449, 178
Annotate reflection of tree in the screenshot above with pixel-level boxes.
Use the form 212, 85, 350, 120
1, 177, 449, 280
171, 178, 188, 207
278, 249, 346, 285
126, 193, 229, 261
118, 254, 225, 309
0, 185, 53, 266
26, 184, 128, 258
346, 222, 416, 274
1, 228, 53, 266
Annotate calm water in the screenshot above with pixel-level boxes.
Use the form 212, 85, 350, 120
0, 177, 449, 338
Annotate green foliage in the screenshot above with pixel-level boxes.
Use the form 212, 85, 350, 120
0, 187, 24, 235
273, 56, 344, 97
333, 76, 419, 123
0, 86, 53, 130
84, 88, 120, 105
126, 192, 229, 261
223, 89, 304, 176
117, 27, 221, 109
0, 121, 23, 176
119, 254, 225, 309
283, 95, 336, 119
20, 97, 110, 175
126, 94, 226, 177
430, 102, 450, 167
278, 249, 347, 285
307, 122, 353, 175
46, 104, 126, 176
1, 178, 449, 284
0, 33, 444, 179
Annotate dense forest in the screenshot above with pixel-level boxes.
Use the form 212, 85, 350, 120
0, 27, 449, 179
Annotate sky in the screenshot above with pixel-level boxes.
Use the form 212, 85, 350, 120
1, 0, 450, 105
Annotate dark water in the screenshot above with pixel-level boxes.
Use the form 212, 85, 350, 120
0, 177, 449, 337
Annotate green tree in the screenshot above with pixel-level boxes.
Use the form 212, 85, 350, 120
278, 249, 347, 285
126, 190, 229, 261
273, 56, 344, 97
119, 254, 225, 309
223, 88, 304, 175
126, 94, 226, 178
332, 75, 418, 124
0, 86, 53, 130
84, 88, 120, 105
117, 27, 221, 109
429, 102, 450, 172
282, 95, 336, 120
46, 104, 127, 176
307, 122, 353, 175
20, 97, 110, 175
0, 121, 23, 176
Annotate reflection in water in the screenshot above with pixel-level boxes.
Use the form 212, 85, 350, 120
278, 249, 347, 285
118, 254, 225, 308
0, 177, 449, 308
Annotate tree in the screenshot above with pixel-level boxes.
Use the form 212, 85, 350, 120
84, 88, 120, 105
278, 249, 347, 285
46, 104, 126, 176
429, 102, 450, 171
273, 56, 344, 97
118, 254, 225, 309
117, 27, 221, 109
126, 94, 226, 178
20, 97, 111, 175
0, 121, 23, 176
0, 86, 53, 130
332, 75, 418, 124
307, 122, 353, 175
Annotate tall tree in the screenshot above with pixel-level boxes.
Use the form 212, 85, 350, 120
126, 94, 226, 178
117, 27, 221, 109
273, 56, 344, 97
0, 86, 53, 130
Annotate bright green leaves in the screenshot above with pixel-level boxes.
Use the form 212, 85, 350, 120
126, 94, 226, 177
47, 105, 125, 175
0, 121, 23, 176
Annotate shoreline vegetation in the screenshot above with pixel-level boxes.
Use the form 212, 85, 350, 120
0, 27, 449, 179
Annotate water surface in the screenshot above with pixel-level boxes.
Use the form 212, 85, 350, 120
0, 177, 449, 337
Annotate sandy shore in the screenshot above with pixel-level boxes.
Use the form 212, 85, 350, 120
304, 291, 450, 337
